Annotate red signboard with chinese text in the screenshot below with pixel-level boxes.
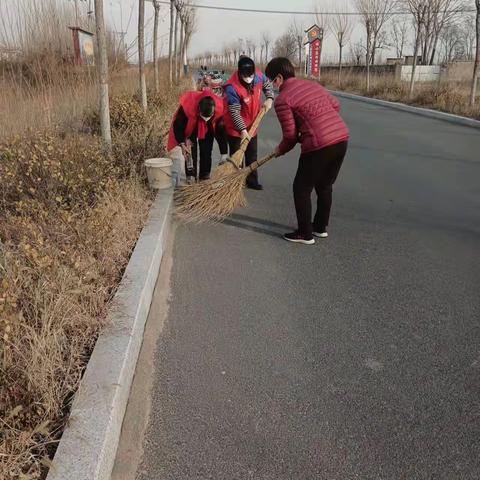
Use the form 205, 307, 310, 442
311, 39, 321, 77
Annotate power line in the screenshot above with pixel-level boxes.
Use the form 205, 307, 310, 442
152, 1, 475, 16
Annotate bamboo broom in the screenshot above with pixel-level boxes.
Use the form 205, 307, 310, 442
175, 151, 277, 223
211, 106, 268, 179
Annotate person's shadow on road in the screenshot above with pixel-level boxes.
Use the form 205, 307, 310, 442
222, 214, 291, 239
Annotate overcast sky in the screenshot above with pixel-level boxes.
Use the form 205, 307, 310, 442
103, 0, 392, 64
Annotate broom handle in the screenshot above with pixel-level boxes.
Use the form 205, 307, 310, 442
246, 152, 277, 173
239, 106, 268, 153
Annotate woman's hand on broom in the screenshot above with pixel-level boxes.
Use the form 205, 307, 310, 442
181, 139, 192, 157
263, 98, 274, 112
240, 129, 251, 142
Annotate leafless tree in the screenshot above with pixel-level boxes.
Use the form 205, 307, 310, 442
440, 22, 464, 62
406, 0, 428, 98
390, 16, 410, 59
138, 0, 147, 111
260, 42, 265, 66
470, 0, 479, 106
245, 38, 255, 59
331, 3, 353, 84
419, 0, 465, 66
313, 0, 331, 77
350, 42, 364, 65
461, 14, 477, 60
262, 31, 272, 64
289, 19, 305, 71
273, 29, 297, 60
181, 3, 197, 76
355, 0, 395, 67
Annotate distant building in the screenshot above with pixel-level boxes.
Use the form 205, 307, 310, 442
404, 55, 423, 66
386, 58, 404, 66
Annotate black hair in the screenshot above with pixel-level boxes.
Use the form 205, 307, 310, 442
238, 56, 255, 77
198, 96, 216, 117
265, 57, 296, 81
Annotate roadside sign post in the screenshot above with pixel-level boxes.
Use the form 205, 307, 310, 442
304, 24, 324, 79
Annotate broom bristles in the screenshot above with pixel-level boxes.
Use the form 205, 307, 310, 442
175, 152, 277, 224
175, 169, 249, 223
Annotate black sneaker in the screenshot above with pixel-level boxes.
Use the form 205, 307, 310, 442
283, 231, 315, 245
246, 183, 264, 191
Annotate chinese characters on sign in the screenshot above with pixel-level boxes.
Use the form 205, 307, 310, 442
311, 39, 321, 76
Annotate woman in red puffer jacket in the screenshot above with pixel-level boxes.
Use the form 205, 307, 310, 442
265, 57, 349, 245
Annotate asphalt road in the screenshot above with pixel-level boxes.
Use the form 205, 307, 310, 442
138, 98, 480, 480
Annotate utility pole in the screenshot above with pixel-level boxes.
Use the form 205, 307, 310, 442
94, 0, 112, 148
138, 0, 148, 111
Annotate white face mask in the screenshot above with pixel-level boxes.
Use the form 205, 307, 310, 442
242, 75, 254, 84
200, 115, 213, 122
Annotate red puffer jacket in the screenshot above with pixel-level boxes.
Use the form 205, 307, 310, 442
275, 77, 349, 156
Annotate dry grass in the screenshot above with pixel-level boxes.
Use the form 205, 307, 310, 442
0, 70, 185, 478
320, 70, 480, 120
0, 4, 188, 471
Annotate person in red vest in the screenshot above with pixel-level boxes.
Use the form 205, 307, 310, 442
224, 56, 274, 190
168, 89, 228, 185
265, 57, 350, 245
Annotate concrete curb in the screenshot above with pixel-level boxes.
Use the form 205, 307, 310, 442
331, 90, 480, 130
47, 188, 173, 480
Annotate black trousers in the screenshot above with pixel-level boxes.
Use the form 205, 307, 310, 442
293, 141, 348, 236
227, 135, 259, 186
190, 124, 228, 179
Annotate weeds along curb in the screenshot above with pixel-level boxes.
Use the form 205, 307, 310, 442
46, 188, 173, 480
331, 90, 480, 130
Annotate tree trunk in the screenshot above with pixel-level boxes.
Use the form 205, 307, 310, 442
94, 0, 112, 148
430, 32, 440, 66
338, 44, 343, 86
409, 26, 422, 98
173, 5, 179, 83
298, 41, 302, 71
153, 3, 160, 93
168, 0, 175, 86
183, 29, 189, 76
178, 18, 184, 80
470, 2, 480, 106
138, 0, 147, 111
366, 30, 371, 91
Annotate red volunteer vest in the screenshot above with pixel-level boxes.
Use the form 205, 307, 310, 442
167, 89, 224, 151
223, 70, 263, 138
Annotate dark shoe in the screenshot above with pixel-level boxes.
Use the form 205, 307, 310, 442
283, 231, 315, 245
246, 182, 263, 191
199, 174, 211, 181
